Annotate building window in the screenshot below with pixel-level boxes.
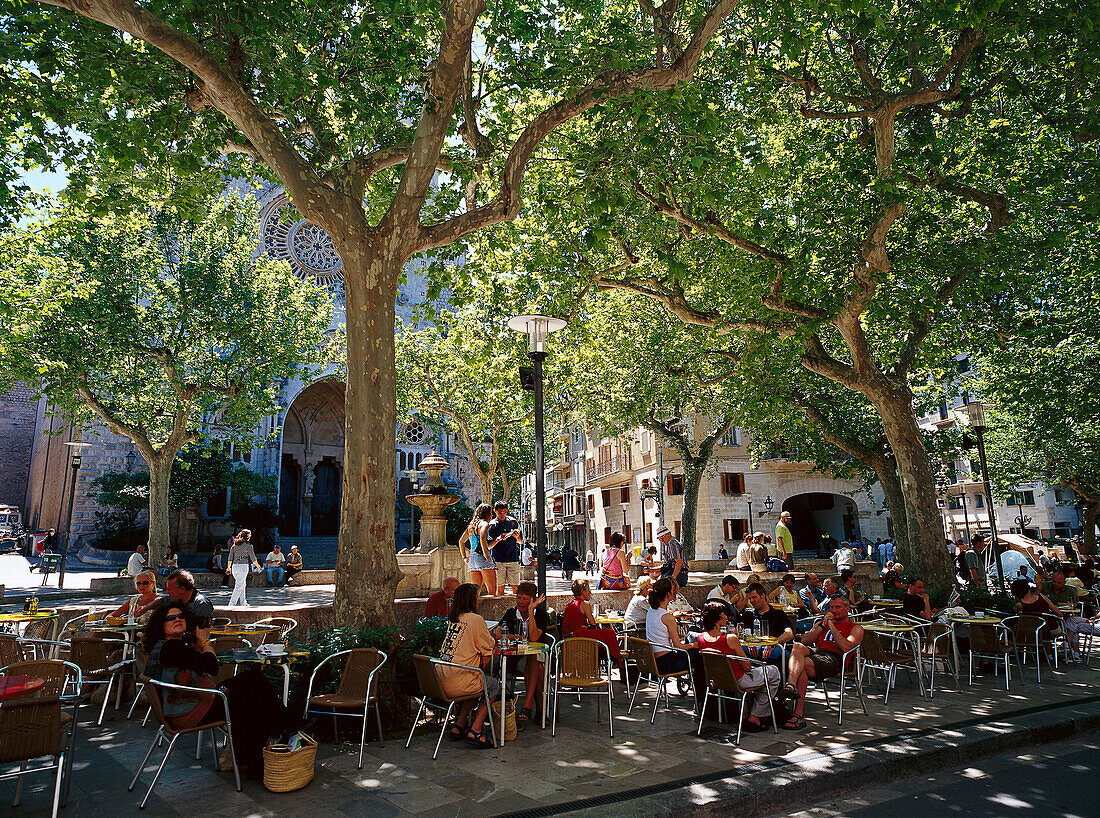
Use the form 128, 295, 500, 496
667, 474, 684, 496
723, 518, 748, 541
602, 489, 611, 508
641, 478, 649, 490
400, 422, 429, 445
1054, 488, 1072, 504
720, 428, 741, 447
587, 494, 595, 511
975, 494, 985, 508
1007, 491, 1036, 506
603, 527, 612, 544
720, 472, 745, 495
674, 520, 682, 540
646, 522, 653, 544
957, 356, 971, 374
620, 486, 630, 504
622, 524, 632, 544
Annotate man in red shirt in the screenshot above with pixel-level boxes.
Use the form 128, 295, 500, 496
424, 577, 460, 618
784, 595, 863, 729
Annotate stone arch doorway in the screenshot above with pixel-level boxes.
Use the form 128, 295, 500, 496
278, 380, 345, 536
782, 493, 860, 557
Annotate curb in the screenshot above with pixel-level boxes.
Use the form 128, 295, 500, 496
500, 694, 1100, 818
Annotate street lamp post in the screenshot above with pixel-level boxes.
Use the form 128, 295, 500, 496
961, 493, 971, 542
762, 495, 774, 517
1014, 491, 1033, 537
745, 493, 754, 530
962, 402, 1005, 591
404, 469, 424, 551
508, 314, 567, 597
59, 442, 92, 590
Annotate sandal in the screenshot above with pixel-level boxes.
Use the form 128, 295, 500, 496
517, 706, 533, 722
449, 725, 467, 741
464, 727, 494, 749
782, 714, 806, 731
779, 683, 801, 704
741, 717, 768, 733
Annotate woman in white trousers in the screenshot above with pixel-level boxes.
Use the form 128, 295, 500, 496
226, 529, 261, 607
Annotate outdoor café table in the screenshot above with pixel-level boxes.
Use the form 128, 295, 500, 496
0, 608, 60, 638
869, 599, 903, 608
210, 624, 280, 642
493, 639, 550, 744
595, 614, 625, 627
0, 674, 45, 702
863, 622, 927, 698
740, 634, 784, 683
214, 646, 309, 704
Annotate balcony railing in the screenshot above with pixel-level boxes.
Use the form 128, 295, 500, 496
586, 453, 632, 483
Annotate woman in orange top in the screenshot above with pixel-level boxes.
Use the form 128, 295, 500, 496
437, 583, 500, 748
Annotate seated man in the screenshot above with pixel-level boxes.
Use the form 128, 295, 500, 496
743, 582, 796, 671
901, 577, 935, 619
748, 533, 769, 573
839, 569, 870, 612
284, 544, 303, 582
126, 544, 148, 577
707, 575, 743, 616
425, 576, 460, 618
785, 595, 864, 729
1043, 570, 1080, 608
264, 545, 286, 586
137, 569, 215, 627
492, 582, 549, 723
799, 572, 826, 616
820, 576, 843, 612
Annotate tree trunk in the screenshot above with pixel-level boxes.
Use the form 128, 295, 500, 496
1082, 500, 1099, 557
872, 456, 912, 567
680, 461, 705, 561
871, 388, 954, 591
334, 249, 402, 627
147, 457, 172, 568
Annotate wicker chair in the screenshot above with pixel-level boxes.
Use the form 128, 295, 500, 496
697, 650, 777, 745
920, 623, 960, 697
1004, 614, 1057, 684
305, 648, 388, 768
626, 638, 696, 724
551, 637, 614, 738
0, 696, 67, 817
68, 634, 132, 725
968, 622, 1023, 690
405, 654, 495, 760
253, 617, 298, 643
209, 636, 254, 686
1, 659, 83, 805
128, 675, 240, 809
0, 633, 27, 667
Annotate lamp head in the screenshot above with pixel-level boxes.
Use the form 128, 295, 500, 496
507, 314, 567, 354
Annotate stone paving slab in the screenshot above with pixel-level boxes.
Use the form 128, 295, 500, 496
5, 657, 1099, 818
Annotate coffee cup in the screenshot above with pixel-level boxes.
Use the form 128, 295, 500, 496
975, 610, 985, 618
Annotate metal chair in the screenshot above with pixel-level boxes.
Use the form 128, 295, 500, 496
128, 675, 240, 809
253, 617, 298, 643
405, 654, 496, 760
968, 622, 1024, 690
0, 633, 27, 666
1004, 614, 1057, 683
626, 638, 696, 724
211, 617, 232, 629
859, 631, 923, 704
0, 696, 67, 817
304, 648, 388, 768
812, 644, 865, 725
920, 623, 960, 697
68, 634, 132, 725
696, 650, 777, 745
551, 637, 614, 738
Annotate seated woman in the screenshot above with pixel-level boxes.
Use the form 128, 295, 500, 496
624, 576, 652, 631
561, 578, 627, 680
143, 603, 295, 775
1010, 577, 1064, 640
767, 574, 807, 612
109, 570, 158, 624
696, 601, 782, 731
597, 532, 630, 590
645, 577, 698, 675
158, 547, 178, 577
437, 583, 499, 748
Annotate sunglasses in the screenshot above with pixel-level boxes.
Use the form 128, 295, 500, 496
164, 613, 185, 622
136, 581, 152, 586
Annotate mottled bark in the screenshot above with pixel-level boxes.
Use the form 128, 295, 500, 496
145, 457, 172, 567
874, 456, 912, 567
680, 463, 705, 561
1082, 501, 1099, 557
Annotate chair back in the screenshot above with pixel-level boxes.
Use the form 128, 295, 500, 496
1, 660, 73, 698
211, 636, 253, 653
923, 623, 952, 657
211, 617, 232, 628
22, 618, 55, 642
1013, 614, 1053, 646
139, 675, 171, 730
254, 617, 298, 642
0, 697, 62, 763
969, 623, 1006, 653
628, 637, 660, 676
0, 633, 24, 666
699, 650, 746, 695
69, 634, 116, 674
337, 648, 386, 700
411, 654, 450, 701
858, 630, 892, 663
559, 637, 602, 683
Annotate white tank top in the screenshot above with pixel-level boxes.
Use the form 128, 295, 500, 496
646, 606, 673, 655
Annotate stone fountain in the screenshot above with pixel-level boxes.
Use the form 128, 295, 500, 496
406, 451, 461, 554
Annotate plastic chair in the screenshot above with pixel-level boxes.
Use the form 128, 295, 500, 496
697, 650, 777, 745
968, 622, 1023, 690
304, 648, 388, 768
405, 654, 496, 760
626, 638, 696, 724
128, 675, 240, 809
0, 697, 66, 817
551, 637, 614, 738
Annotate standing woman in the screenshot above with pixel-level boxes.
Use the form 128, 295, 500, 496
598, 532, 630, 590
227, 529, 261, 607
459, 504, 497, 596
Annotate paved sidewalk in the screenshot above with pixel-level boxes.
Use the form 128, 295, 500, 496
5, 647, 1100, 817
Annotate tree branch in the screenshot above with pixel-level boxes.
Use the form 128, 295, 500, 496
890, 268, 967, 378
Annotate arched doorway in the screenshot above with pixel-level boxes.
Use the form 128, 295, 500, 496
279, 381, 345, 536
782, 493, 860, 557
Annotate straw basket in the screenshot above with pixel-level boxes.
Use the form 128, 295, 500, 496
492, 697, 518, 742
262, 732, 317, 793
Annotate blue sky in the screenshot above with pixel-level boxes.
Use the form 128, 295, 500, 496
23, 167, 68, 194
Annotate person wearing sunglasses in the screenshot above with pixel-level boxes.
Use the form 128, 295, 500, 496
108, 569, 159, 624
143, 604, 296, 776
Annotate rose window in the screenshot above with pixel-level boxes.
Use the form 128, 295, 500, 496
260, 194, 344, 292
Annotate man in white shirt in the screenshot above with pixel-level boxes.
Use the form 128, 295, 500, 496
831, 542, 856, 572
126, 544, 148, 577
736, 535, 751, 571
264, 545, 287, 586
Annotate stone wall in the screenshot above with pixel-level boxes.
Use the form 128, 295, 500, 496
0, 384, 38, 509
